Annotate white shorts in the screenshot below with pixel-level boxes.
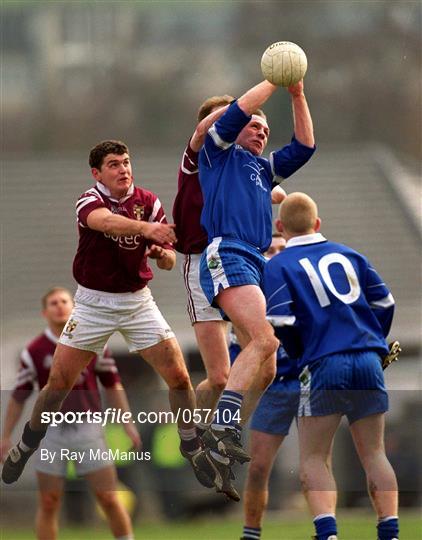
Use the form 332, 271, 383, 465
182, 254, 223, 324
59, 285, 175, 355
35, 422, 111, 477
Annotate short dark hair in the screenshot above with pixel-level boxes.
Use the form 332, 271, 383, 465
41, 287, 73, 309
89, 140, 129, 170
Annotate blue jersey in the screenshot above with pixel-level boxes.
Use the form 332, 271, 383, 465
198, 101, 315, 252
264, 233, 394, 369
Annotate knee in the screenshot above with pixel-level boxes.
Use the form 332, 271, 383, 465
167, 367, 192, 391
96, 490, 120, 512
39, 492, 61, 514
253, 331, 279, 360
208, 367, 230, 392
247, 460, 270, 490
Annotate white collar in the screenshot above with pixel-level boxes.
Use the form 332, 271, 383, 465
44, 327, 59, 344
285, 233, 327, 248
96, 181, 135, 203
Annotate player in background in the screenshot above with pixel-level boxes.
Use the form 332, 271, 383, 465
0, 287, 139, 540
264, 193, 399, 540
1, 140, 212, 490
198, 79, 315, 468
226, 234, 300, 540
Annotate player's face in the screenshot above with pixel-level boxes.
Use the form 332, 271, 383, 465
93, 153, 133, 198
43, 292, 74, 325
265, 236, 286, 259
236, 115, 269, 156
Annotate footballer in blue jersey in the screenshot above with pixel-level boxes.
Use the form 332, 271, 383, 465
263, 193, 399, 540
227, 234, 300, 540
197, 80, 315, 476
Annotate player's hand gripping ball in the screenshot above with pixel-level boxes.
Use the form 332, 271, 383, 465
261, 41, 307, 87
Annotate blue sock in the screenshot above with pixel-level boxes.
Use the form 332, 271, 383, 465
377, 516, 399, 539
213, 390, 243, 428
314, 514, 337, 540
242, 526, 261, 539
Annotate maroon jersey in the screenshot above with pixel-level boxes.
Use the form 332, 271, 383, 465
74, 182, 173, 292
12, 328, 120, 413
172, 141, 208, 254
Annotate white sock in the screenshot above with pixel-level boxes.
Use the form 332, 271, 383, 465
18, 441, 31, 452
178, 427, 197, 440
314, 513, 336, 522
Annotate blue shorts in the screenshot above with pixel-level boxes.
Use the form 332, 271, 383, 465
200, 237, 266, 306
298, 351, 388, 424
251, 377, 300, 436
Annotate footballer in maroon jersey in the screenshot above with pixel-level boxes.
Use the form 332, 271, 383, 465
11, 329, 119, 414
1, 287, 137, 540
2, 141, 213, 496
172, 97, 246, 501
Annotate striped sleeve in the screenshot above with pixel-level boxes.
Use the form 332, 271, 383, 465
147, 195, 174, 251
76, 188, 105, 227
264, 261, 296, 327
264, 258, 303, 358
269, 135, 315, 183
203, 102, 251, 163
365, 264, 395, 336
179, 143, 199, 176
11, 349, 36, 402
95, 347, 121, 387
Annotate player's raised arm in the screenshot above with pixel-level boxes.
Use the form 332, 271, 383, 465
86, 207, 176, 244
288, 80, 315, 148
237, 80, 278, 116
191, 104, 231, 152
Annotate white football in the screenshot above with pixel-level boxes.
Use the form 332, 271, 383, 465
261, 41, 307, 87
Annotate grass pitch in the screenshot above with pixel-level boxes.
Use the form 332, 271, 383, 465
2, 512, 421, 539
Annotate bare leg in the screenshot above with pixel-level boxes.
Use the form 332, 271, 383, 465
193, 320, 230, 425
140, 337, 196, 430
30, 344, 95, 431
298, 414, 342, 517
350, 413, 398, 518
86, 466, 133, 539
36, 472, 64, 540
216, 285, 278, 396
244, 431, 284, 528
240, 353, 276, 425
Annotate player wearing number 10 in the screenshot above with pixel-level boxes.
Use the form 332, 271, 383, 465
264, 193, 399, 540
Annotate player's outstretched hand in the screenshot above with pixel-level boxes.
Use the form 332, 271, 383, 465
142, 222, 176, 244
287, 80, 304, 97
382, 340, 402, 370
